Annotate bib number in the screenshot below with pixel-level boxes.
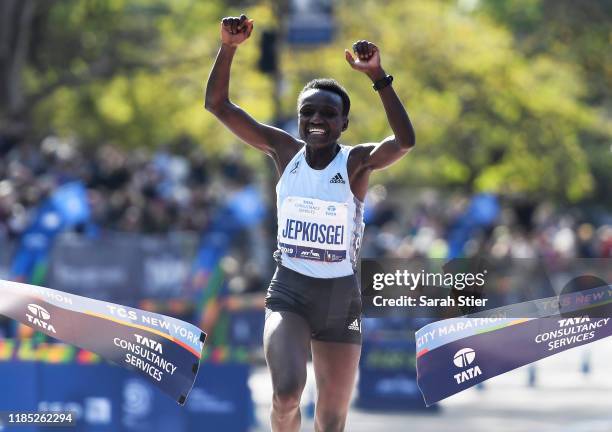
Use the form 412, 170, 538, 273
278, 197, 348, 262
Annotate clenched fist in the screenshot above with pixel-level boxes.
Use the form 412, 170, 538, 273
345, 40, 384, 79
221, 14, 254, 47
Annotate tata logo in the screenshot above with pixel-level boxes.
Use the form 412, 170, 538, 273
26, 303, 57, 334
453, 348, 475, 367
453, 348, 481, 384
325, 205, 337, 217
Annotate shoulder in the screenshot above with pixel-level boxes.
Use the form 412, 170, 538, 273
273, 135, 304, 158
347, 143, 375, 157
275, 139, 305, 175
345, 144, 376, 201
346, 143, 376, 170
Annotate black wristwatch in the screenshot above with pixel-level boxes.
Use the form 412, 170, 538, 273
372, 75, 393, 91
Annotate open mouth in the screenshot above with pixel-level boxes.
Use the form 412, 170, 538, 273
307, 127, 327, 136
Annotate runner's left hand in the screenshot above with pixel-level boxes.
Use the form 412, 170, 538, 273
345, 40, 383, 77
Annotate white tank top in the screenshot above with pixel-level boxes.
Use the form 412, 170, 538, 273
275, 145, 365, 278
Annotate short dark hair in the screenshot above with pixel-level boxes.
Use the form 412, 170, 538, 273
298, 78, 350, 117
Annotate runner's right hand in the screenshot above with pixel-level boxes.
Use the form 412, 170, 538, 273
221, 14, 254, 47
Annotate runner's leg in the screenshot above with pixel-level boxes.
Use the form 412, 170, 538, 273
311, 340, 361, 432
264, 310, 311, 432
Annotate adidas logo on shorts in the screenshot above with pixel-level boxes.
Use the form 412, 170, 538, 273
348, 319, 361, 332
330, 172, 345, 184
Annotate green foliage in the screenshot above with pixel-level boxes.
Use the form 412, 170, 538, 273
283, 0, 608, 201
16, 0, 612, 202
479, 0, 612, 103
477, 0, 612, 202
29, 1, 281, 154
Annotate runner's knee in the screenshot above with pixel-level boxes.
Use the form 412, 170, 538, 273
315, 411, 346, 432
272, 380, 304, 413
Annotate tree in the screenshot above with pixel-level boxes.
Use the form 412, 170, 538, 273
2, 0, 609, 203
281, 0, 609, 202
1, 0, 274, 152
1, 0, 37, 136
478, 0, 612, 202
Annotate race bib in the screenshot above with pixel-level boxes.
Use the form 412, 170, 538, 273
278, 196, 348, 263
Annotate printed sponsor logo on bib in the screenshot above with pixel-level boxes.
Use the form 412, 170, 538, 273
279, 197, 348, 263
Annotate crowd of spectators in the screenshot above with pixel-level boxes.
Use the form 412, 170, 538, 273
362, 186, 612, 310
1, 134, 611, 271
362, 186, 612, 261
0, 134, 610, 342
0, 135, 256, 241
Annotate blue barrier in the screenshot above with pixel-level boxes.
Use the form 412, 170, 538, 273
228, 310, 265, 349
0, 361, 252, 432
46, 233, 199, 304
356, 338, 430, 411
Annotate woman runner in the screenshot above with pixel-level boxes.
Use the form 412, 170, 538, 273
205, 14, 415, 432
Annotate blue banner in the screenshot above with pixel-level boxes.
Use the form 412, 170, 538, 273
0, 361, 252, 432
49, 182, 90, 227
356, 338, 428, 410
416, 284, 612, 405
0, 280, 206, 404
193, 185, 265, 279
447, 193, 499, 259
46, 233, 198, 303
11, 181, 92, 281
46, 234, 141, 303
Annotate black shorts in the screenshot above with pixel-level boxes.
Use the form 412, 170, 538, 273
265, 265, 362, 345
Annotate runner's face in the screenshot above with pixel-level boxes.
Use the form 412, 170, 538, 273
298, 89, 347, 148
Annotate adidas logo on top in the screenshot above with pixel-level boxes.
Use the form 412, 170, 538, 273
348, 319, 360, 332
289, 160, 300, 174
330, 172, 345, 184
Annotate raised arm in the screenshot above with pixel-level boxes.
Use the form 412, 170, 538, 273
204, 14, 302, 173
345, 40, 416, 172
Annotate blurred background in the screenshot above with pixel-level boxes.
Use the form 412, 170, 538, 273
0, 0, 611, 431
